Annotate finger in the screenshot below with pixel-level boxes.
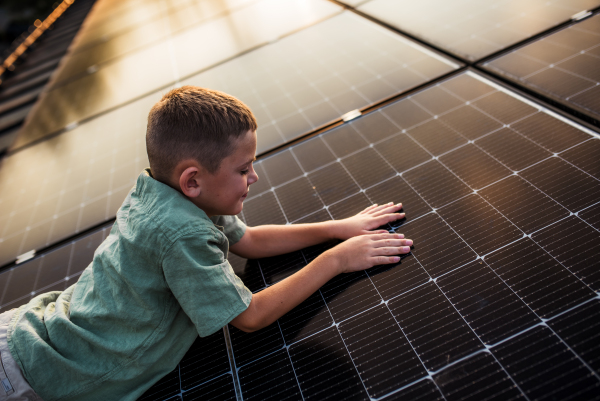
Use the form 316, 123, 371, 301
361, 203, 393, 215
374, 213, 405, 227
371, 256, 402, 266
359, 204, 380, 215
372, 246, 412, 256
371, 203, 403, 217
370, 233, 405, 241
372, 239, 413, 248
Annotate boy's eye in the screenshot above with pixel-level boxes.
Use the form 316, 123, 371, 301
241, 169, 249, 175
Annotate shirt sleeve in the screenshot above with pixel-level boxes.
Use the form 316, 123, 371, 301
210, 215, 247, 245
162, 231, 252, 337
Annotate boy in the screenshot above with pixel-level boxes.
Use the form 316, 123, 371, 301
0, 86, 412, 400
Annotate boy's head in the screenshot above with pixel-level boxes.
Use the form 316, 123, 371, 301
146, 86, 259, 216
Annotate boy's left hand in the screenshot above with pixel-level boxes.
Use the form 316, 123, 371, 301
330, 202, 404, 240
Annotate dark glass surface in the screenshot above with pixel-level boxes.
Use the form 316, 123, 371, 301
260, 150, 304, 187
278, 291, 333, 344
320, 271, 380, 322
366, 176, 431, 222
258, 251, 306, 285
288, 327, 369, 400
292, 137, 337, 173
490, 326, 600, 400
227, 254, 265, 293
439, 105, 502, 140
479, 175, 570, 234
322, 124, 369, 158
520, 157, 600, 212
328, 192, 372, 220
308, 162, 360, 205
437, 194, 522, 256
382, 98, 432, 129
139, 366, 180, 401
433, 352, 524, 401
411, 86, 464, 116
388, 282, 484, 371
472, 92, 536, 125
374, 133, 432, 173
352, 111, 400, 143
485, 238, 595, 319
367, 254, 429, 300
341, 148, 396, 189
475, 128, 551, 171
560, 138, 600, 180
402, 213, 477, 278
437, 260, 539, 345
383, 379, 444, 401
357, 0, 600, 61
238, 349, 302, 400
179, 332, 231, 390
484, 14, 600, 121
403, 161, 472, 208
532, 216, 600, 291
439, 144, 511, 190
408, 119, 467, 156
229, 322, 284, 367
274, 177, 325, 223
243, 191, 287, 226
181, 374, 236, 401
548, 299, 600, 373
338, 305, 426, 398
579, 202, 600, 230
510, 112, 591, 152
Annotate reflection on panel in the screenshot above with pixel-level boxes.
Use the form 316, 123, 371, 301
13, 0, 341, 148
51, 0, 259, 85
183, 12, 459, 154
484, 13, 600, 123
356, 0, 600, 61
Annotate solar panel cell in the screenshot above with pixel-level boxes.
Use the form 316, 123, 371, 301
479, 175, 570, 234
382, 379, 444, 401
229, 323, 284, 367
367, 254, 429, 300
560, 138, 600, 180
328, 192, 372, 220
408, 120, 467, 156
475, 128, 552, 171
373, 134, 431, 173
337, 304, 426, 398
403, 161, 472, 209
227, 254, 265, 293
365, 176, 431, 221
520, 157, 600, 212
437, 194, 522, 256
433, 352, 524, 401
439, 105, 503, 140
579, 202, 600, 230
437, 260, 540, 345
439, 144, 512, 190
485, 238, 596, 319
308, 162, 361, 205
238, 349, 303, 400
532, 216, 600, 292
490, 326, 600, 400
278, 292, 333, 344
472, 92, 537, 125
181, 374, 237, 401
341, 148, 396, 188
287, 327, 369, 400
179, 332, 231, 390
320, 271, 380, 322
388, 282, 484, 371
138, 366, 180, 401
547, 299, 600, 374
242, 192, 287, 226
274, 177, 324, 223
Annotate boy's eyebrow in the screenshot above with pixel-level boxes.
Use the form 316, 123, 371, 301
238, 157, 256, 168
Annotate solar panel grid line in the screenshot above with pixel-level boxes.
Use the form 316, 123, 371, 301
222, 325, 244, 401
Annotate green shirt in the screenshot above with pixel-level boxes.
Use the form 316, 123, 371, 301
7, 169, 252, 401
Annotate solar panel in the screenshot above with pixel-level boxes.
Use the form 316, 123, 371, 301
0, 14, 459, 267
483, 13, 600, 124
3, 71, 600, 400
351, 0, 600, 61
11, 0, 341, 149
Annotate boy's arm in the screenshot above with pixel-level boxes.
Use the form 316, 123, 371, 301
230, 203, 404, 259
230, 231, 411, 332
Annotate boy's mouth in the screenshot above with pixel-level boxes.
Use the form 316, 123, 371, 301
241, 191, 248, 200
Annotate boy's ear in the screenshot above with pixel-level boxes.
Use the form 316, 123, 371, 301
179, 166, 202, 198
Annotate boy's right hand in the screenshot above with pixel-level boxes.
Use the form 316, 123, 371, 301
324, 233, 412, 274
